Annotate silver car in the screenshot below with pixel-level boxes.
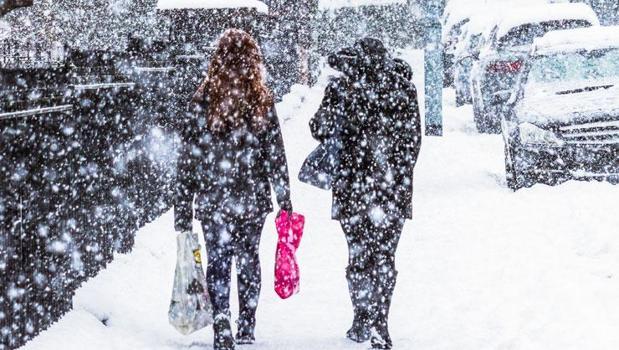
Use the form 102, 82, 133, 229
469, 3, 599, 134
501, 26, 619, 190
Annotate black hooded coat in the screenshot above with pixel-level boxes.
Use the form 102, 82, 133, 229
310, 39, 422, 221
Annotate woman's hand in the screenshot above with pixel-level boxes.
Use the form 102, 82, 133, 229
279, 201, 293, 216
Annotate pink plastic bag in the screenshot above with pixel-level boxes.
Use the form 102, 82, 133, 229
274, 210, 305, 299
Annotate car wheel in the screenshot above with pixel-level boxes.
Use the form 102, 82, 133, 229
474, 107, 486, 133
472, 95, 486, 133
504, 139, 523, 191
485, 105, 502, 134
444, 69, 454, 88
455, 87, 466, 107
475, 106, 501, 134
473, 103, 500, 134
504, 138, 534, 191
472, 88, 495, 133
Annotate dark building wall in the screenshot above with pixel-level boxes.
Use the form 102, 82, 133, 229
314, 3, 424, 56
1, 0, 158, 52
261, 0, 318, 90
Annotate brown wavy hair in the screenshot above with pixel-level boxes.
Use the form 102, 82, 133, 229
193, 29, 273, 134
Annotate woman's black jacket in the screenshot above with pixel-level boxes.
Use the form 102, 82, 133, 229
310, 40, 422, 221
174, 103, 291, 232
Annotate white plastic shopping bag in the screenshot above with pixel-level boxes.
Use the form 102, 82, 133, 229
168, 232, 213, 335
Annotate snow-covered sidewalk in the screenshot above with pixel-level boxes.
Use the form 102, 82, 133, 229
22, 52, 619, 350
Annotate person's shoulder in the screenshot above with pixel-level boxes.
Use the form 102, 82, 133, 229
325, 76, 350, 97
407, 81, 418, 95
393, 73, 416, 96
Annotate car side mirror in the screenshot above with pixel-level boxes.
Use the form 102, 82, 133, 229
456, 51, 478, 64
492, 89, 512, 104
494, 90, 517, 121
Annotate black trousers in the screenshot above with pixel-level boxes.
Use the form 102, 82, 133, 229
202, 213, 266, 327
340, 215, 404, 319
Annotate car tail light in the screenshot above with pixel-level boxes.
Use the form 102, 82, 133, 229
486, 60, 523, 74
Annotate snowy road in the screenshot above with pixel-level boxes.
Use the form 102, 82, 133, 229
22, 52, 619, 350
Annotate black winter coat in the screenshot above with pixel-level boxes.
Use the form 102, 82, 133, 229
174, 102, 291, 232
310, 39, 422, 221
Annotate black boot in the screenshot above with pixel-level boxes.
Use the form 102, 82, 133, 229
213, 313, 235, 350
235, 316, 256, 345
345, 267, 373, 343
371, 271, 397, 350
347, 309, 372, 343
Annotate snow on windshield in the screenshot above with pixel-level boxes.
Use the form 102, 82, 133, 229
528, 49, 619, 86
534, 26, 619, 56
157, 0, 269, 13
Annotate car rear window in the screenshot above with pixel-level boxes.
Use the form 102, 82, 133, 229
497, 20, 592, 49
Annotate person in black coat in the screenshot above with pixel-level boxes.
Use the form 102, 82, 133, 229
309, 38, 422, 349
174, 29, 292, 350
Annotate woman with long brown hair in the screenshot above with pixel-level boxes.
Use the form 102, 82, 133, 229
174, 29, 292, 350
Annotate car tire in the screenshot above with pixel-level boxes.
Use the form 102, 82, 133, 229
504, 137, 534, 191
474, 103, 502, 134
474, 105, 486, 133
455, 87, 466, 107
472, 93, 484, 131
473, 101, 491, 133
486, 105, 502, 134
504, 140, 522, 191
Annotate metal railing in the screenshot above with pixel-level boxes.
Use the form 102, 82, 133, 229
0, 52, 179, 349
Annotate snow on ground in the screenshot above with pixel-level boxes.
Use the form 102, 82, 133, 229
21, 51, 619, 350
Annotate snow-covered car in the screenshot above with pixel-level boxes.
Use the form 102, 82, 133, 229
443, 17, 469, 88
453, 14, 497, 107
501, 25, 619, 190
469, 3, 599, 134
442, 8, 471, 88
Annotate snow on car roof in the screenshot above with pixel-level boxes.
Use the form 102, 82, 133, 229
495, 3, 599, 40
533, 25, 619, 56
463, 12, 500, 37
443, 0, 546, 34
157, 0, 268, 13
319, 0, 405, 10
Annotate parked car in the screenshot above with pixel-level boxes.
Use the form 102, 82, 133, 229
501, 25, 619, 190
453, 15, 497, 107
469, 3, 599, 134
442, 16, 469, 88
